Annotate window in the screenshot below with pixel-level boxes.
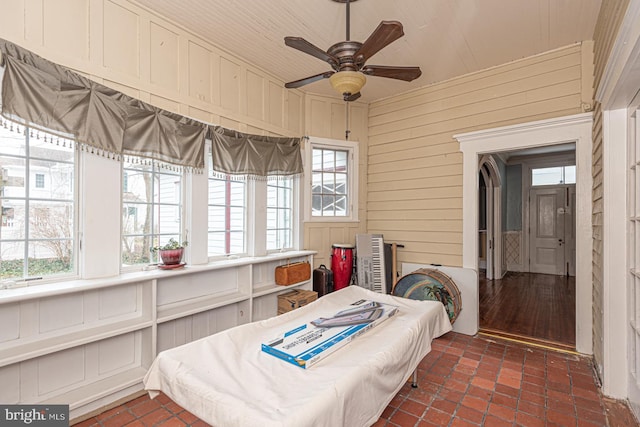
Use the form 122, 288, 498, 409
531, 165, 576, 186
267, 177, 293, 251
35, 173, 44, 188
208, 165, 246, 257
121, 159, 183, 266
312, 148, 348, 216
305, 137, 358, 221
0, 125, 76, 280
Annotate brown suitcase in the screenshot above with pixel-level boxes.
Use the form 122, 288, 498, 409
313, 264, 334, 297
275, 261, 311, 286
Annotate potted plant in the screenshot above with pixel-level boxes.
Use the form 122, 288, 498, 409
151, 238, 188, 265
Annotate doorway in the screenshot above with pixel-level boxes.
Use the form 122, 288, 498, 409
456, 113, 593, 354
476, 149, 578, 347
478, 155, 502, 280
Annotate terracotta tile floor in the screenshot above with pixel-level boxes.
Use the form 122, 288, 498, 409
73, 332, 636, 427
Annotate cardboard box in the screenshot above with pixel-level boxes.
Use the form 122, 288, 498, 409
277, 289, 318, 314
262, 299, 398, 369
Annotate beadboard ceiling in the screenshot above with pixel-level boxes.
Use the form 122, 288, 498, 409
132, 0, 601, 103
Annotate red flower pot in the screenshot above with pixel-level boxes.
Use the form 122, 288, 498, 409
159, 248, 184, 265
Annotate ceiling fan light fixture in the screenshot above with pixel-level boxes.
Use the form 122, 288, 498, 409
284, 1, 420, 99
329, 71, 366, 96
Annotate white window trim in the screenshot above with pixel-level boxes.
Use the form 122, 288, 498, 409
119, 160, 188, 272
205, 178, 249, 261
303, 136, 359, 223
0, 125, 80, 286
517, 153, 576, 184
266, 176, 300, 254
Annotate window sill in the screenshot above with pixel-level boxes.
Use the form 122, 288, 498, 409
0, 250, 316, 304
304, 217, 360, 223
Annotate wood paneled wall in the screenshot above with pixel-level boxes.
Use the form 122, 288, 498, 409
367, 43, 592, 267
303, 94, 369, 268
591, 0, 631, 383
0, 0, 304, 135
0, 0, 305, 134
0, 0, 367, 266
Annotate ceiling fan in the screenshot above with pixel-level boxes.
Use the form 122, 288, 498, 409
284, 0, 422, 102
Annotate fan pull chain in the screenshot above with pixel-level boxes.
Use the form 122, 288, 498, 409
345, 101, 351, 141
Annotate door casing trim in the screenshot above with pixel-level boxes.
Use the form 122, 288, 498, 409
455, 112, 593, 354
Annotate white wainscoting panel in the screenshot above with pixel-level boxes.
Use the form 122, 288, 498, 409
252, 294, 277, 322
39, 293, 84, 333
97, 333, 137, 375
0, 364, 20, 403
157, 302, 248, 353
157, 317, 191, 354
15, 329, 149, 405
35, 346, 86, 396
99, 285, 138, 319
0, 302, 19, 343
157, 267, 250, 306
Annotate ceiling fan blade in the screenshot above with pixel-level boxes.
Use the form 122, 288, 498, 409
361, 65, 422, 82
354, 21, 404, 65
285, 71, 335, 89
344, 92, 361, 102
285, 37, 338, 69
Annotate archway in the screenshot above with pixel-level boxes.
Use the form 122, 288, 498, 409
478, 155, 503, 280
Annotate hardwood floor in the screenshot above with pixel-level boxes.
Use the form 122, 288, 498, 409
479, 271, 576, 349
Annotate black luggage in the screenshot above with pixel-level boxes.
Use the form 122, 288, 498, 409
313, 264, 334, 297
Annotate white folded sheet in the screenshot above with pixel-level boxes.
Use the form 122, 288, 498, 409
143, 286, 452, 427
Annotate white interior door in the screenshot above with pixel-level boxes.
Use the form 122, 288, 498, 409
529, 187, 566, 275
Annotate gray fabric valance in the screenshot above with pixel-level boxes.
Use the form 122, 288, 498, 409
0, 38, 303, 176
0, 39, 206, 170
209, 126, 302, 178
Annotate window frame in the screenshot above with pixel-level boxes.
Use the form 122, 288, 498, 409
531, 165, 576, 187
206, 171, 248, 260
304, 137, 359, 223
120, 159, 186, 270
518, 153, 576, 192
266, 176, 296, 253
0, 125, 79, 283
